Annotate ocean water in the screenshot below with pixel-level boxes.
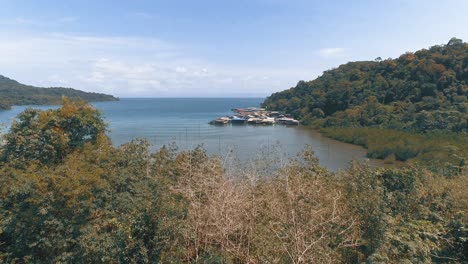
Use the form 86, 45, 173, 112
0, 98, 379, 171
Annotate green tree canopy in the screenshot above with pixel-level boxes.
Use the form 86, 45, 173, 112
0, 98, 107, 165
262, 38, 468, 133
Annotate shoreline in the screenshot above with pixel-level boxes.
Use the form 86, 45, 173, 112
1, 99, 405, 171
295, 126, 406, 169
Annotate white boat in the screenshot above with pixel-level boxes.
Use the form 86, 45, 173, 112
260, 117, 276, 125
210, 116, 230, 125
276, 117, 300, 125
247, 117, 262, 124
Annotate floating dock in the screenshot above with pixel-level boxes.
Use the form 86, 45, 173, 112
209, 107, 300, 126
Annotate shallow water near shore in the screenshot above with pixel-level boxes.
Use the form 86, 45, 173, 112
0, 98, 391, 171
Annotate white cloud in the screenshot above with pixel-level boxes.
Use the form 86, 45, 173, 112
0, 33, 309, 97
317, 47, 346, 58
57, 16, 78, 23
0, 17, 35, 25
0, 16, 78, 26
175, 67, 187, 73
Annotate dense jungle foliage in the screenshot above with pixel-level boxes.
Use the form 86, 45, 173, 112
262, 38, 467, 132
0, 75, 118, 110
262, 38, 467, 165
0, 100, 466, 263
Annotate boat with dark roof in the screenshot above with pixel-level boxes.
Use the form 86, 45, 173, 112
230, 116, 247, 125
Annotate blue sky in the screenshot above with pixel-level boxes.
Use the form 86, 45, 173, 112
0, 0, 467, 97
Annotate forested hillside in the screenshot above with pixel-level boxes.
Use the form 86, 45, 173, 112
0, 75, 118, 110
0, 100, 466, 263
263, 38, 467, 165
262, 38, 468, 132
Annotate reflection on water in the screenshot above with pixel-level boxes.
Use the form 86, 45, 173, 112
0, 98, 401, 171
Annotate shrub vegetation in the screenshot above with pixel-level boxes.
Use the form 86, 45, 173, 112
262, 38, 468, 168
0, 100, 466, 263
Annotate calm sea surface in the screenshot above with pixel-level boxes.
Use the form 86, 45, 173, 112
0, 98, 384, 171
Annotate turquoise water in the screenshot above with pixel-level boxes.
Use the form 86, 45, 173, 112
0, 98, 378, 171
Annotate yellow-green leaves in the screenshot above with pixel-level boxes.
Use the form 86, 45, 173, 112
1, 98, 106, 165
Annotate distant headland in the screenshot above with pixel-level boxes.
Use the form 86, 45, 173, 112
0, 74, 118, 110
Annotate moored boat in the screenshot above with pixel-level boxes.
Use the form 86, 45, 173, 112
231, 116, 247, 125
210, 116, 230, 125
260, 117, 275, 125
276, 117, 300, 125
247, 117, 262, 124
